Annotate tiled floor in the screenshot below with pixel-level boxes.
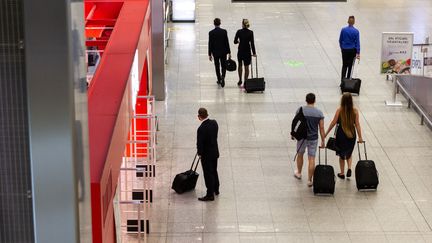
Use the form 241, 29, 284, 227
139, 0, 432, 242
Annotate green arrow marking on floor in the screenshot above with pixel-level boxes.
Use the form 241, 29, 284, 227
284, 60, 304, 67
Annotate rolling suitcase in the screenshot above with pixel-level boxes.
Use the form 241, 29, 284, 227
355, 141, 379, 190
172, 154, 200, 194
313, 147, 335, 194
340, 61, 361, 95
341, 78, 361, 95
244, 56, 265, 93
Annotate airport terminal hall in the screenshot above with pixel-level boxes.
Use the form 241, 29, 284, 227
3, 0, 432, 242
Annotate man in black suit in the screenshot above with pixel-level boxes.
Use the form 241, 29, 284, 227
196, 108, 220, 201
208, 18, 231, 88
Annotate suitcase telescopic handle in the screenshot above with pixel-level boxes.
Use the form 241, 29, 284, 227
191, 153, 200, 172
350, 59, 359, 79
250, 55, 258, 78
357, 141, 367, 160
318, 146, 328, 165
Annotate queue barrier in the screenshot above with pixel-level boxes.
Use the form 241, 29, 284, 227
386, 75, 432, 128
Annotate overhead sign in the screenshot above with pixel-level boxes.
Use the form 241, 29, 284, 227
381, 32, 413, 74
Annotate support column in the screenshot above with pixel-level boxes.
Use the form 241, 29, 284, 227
23, 0, 92, 242
151, 0, 166, 101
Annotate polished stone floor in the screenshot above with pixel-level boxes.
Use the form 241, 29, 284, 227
137, 0, 432, 242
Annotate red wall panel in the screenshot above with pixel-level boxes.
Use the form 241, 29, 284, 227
87, 0, 150, 242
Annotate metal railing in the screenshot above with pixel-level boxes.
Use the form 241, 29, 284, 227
117, 95, 157, 242
386, 75, 432, 127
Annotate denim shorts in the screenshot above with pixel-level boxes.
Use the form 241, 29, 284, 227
296, 139, 318, 157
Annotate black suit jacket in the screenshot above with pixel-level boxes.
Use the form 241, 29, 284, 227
234, 28, 256, 57
197, 119, 219, 160
208, 27, 231, 57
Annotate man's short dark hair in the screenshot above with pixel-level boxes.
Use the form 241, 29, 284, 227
198, 108, 208, 119
214, 18, 221, 26
348, 15, 355, 20
306, 93, 316, 104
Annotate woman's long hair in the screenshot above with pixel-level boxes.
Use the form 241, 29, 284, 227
339, 93, 356, 138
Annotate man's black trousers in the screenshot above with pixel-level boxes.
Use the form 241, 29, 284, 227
341, 48, 357, 80
213, 56, 227, 82
201, 158, 219, 196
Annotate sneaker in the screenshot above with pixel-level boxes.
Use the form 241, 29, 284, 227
294, 171, 302, 180
307, 181, 313, 187
346, 169, 352, 178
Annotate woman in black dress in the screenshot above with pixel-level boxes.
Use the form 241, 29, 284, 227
234, 19, 256, 87
325, 93, 363, 179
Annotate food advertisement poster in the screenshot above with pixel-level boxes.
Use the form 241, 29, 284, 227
381, 32, 413, 74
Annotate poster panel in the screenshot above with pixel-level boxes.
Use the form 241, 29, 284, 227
381, 32, 413, 74
411, 45, 424, 76
423, 45, 432, 78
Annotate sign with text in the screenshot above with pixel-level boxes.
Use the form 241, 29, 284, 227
410, 44, 432, 78
411, 45, 424, 76
423, 45, 432, 78
381, 32, 413, 74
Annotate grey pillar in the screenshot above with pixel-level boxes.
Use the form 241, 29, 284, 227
151, 0, 166, 101
23, 0, 92, 242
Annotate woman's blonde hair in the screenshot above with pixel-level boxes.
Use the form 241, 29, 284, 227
242, 19, 250, 28
339, 93, 356, 138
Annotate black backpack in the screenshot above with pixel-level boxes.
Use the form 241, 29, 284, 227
291, 107, 307, 141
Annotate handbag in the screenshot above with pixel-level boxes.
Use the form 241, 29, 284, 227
326, 124, 340, 152
226, 58, 237, 72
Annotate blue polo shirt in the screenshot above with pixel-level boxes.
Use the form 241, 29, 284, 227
339, 25, 360, 54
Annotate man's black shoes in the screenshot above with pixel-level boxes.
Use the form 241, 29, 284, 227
198, 195, 214, 201
221, 79, 225, 88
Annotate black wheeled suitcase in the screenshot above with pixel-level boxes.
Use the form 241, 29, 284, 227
244, 56, 265, 93
355, 141, 379, 190
341, 78, 361, 95
340, 61, 361, 95
313, 148, 336, 194
172, 154, 200, 194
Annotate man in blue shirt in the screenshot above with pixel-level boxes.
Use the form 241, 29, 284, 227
339, 16, 360, 83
